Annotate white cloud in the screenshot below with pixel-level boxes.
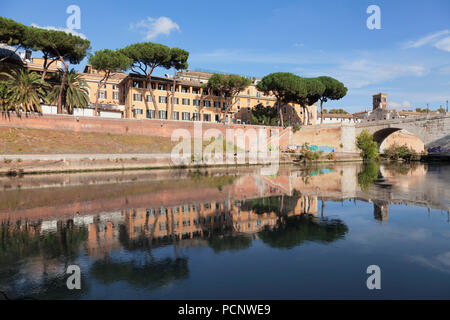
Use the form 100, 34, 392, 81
403, 30, 450, 52
31, 24, 87, 39
293, 42, 304, 48
409, 252, 450, 274
435, 37, 450, 52
130, 17, 180, 40
389, 100, 412, 110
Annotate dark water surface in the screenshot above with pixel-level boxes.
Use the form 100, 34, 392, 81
0, 162, 449, 299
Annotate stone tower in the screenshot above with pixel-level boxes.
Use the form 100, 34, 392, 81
373, 93, 388, 110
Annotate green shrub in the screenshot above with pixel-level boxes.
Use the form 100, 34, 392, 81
356, 130, 379, 161
384, 143, 420, 161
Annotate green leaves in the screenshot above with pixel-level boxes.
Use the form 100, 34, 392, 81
25, 26, 91, 64
170, 47, 189, 71
89, 49, 132, 74
1, 69, 47, 113
204, 73, 251, 98
121, 42, 172, 73
46, 70, 89, 112
317, 76, 348, 102
250, 103, 279, 126
0, 17, 28, 47
120, 42, 189, 76
357, 130, 380, 161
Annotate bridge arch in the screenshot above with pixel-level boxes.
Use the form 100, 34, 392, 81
372, 128, 425, 153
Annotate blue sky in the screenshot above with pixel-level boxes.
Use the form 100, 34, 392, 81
2, 0, 450, 112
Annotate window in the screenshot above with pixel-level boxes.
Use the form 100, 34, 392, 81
158, 84, 166, 91
99, 91, 106, 99
182, 98, 190, 105
172, 111, 179, 120
133, 81, 142, 88
192, 113, 199, 121
133, 108, 143, 115
247, 90, 251, 95
133, 93, 142, 101
192, 88, 200, 94
146, 95, 152, 102
202, 89, 209, 96
172, 97, 179, 105
181, 87, 188, 93
159, 110, 167, 119
256, 92, 261, 98
113, 92, 119, 100
147, 110, 155, 119
203, 100, 211, 107
159, 96, 167, 104
214, 101, 221, 108
193, 99, 201, 106
203, 114, 211, 122
213, 91, 219, 97
182, 112, 190, 120
112, 85, 119, 90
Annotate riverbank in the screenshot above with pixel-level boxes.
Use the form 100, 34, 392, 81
0, 152, 365, 175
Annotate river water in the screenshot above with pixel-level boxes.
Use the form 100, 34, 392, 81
0, 162, 449, 299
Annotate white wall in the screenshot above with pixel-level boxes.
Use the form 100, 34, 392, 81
41, 105, 57, 115
73, 108, 95, 117
99, 111, 122, 119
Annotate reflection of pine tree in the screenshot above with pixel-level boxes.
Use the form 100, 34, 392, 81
358, 162, 380, 192
258, 215, 349, 249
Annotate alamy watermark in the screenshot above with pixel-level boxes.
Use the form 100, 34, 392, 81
170, 122, 280, 176
66, 5, 81, 31
366, 265, 381, 290
66, 265, 81, 290
366, 5, 381, 30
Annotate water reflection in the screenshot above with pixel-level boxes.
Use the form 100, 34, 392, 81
0, 163, 449, 299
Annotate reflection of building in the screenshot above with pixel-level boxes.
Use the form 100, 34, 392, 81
85, 194, 318, 257
373, 203, 389, 221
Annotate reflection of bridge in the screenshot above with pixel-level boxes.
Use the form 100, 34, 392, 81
356, 114, 450, 149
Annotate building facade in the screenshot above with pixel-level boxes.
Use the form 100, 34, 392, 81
4, 47, 317, 125
79, 67, 317, 125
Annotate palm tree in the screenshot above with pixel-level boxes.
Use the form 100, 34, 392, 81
1, 69, 47, 115
0, 82, 14, 117
47, 70, 89, 114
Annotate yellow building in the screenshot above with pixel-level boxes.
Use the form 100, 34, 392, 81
81, 68, 317, 125
15, 48, 317, 125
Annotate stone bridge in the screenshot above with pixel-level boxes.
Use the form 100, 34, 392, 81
355, 114, 450, 150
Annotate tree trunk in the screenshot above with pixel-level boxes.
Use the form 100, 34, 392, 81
303, 106, 308, 125
278, 101, 284, 127
221, 97, 233, 124
167, 68, 177, 120
146, 72, 159, 119
41, 57, 57, 81
320, 99, 324, 124
95, 72, 109, 116
57, 58, 68, 114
